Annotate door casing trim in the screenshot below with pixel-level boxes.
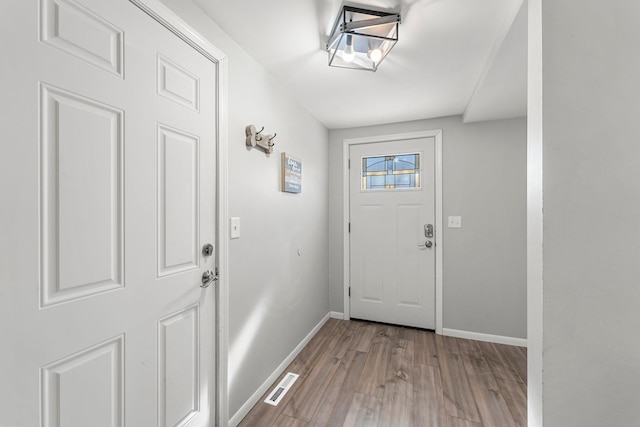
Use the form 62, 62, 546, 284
128, 1, 229, 425
342, 130, 443, 334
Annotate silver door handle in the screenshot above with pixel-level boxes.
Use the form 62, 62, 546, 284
201, 269, 218, 288
418, 240, 433, 249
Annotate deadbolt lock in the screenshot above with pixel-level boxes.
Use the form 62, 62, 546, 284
424, 224, 434, 238
202, 243, 214, 257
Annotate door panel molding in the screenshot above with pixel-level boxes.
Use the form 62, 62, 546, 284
158, 304, 200, 427
41, 335, 125, 427
342, 130, 443, 334
39, 83, 124, 307
156, 123, 200, 278
40, 0, 125, 77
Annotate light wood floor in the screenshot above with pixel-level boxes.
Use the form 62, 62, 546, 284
239, 319, 527, 427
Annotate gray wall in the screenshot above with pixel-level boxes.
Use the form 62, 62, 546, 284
535, 0, 640, 425
159, 0, 330, 419
329, 116, 527, 339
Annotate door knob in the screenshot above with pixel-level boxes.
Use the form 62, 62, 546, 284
201, 269, 217, 288
418, 240, 433, 249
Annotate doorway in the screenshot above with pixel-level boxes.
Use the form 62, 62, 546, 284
342, 130, 443, 333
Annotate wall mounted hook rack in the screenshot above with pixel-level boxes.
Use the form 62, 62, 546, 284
246, 124, 276, 154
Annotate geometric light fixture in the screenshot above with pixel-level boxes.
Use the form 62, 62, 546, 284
326, 6, 401, 72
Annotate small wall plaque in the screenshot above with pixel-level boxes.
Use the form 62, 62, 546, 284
281, 153, 302, 193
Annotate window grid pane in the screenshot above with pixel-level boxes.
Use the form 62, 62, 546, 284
361, 153, 421, 190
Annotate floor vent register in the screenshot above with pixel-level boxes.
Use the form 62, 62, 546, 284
264, 372, 299, 406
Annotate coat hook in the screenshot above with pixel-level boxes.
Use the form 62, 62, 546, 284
245, 124, 276, 155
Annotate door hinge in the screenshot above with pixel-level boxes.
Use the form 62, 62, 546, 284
348, 222, 351, 233
348, 159, 351, 169
348, 287, 351, 297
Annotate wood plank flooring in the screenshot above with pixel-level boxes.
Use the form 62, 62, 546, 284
238, 319, 526, 427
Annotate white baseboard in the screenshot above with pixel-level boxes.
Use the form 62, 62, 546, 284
330, 311, 345, 320
442, 328, 527, 348
228, 312, 332, 426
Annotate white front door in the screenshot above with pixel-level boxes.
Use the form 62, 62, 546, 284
1, 0, 217, 425
349, 138, 436, 329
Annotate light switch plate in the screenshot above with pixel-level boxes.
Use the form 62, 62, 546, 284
448, 216, 462, 228
230, 217, 240, 239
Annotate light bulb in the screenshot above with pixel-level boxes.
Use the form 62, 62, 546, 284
343, 34, 355, 63
368, 48, 382, 63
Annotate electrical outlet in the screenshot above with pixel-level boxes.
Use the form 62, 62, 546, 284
448, 216, 462, 228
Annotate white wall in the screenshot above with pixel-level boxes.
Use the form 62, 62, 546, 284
158, 0, 330, 419
533, 1, 640, 425
329, 116, 527, 339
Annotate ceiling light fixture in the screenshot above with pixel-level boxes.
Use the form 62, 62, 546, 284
326, 6, 401, 72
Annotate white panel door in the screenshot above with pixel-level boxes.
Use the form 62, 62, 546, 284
349, 138, 436, 329
0, 1, 217, 426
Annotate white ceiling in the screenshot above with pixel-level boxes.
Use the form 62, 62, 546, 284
193, 0, 527, 129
